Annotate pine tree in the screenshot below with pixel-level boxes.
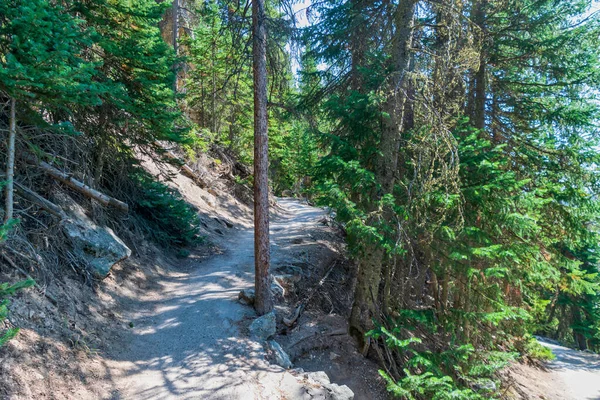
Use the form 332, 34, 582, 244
0, 0, 103, 221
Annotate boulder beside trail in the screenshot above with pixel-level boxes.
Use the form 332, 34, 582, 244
55, 192, 131, 278
249, 311, 276, 340
303, 372, 354, 400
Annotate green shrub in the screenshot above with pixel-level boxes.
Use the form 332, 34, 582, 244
520, 335, 555, 361
368, 310, 518, 399
130, 170, 203, 248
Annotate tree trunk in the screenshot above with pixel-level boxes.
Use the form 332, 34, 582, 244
4, 98, 16, 223
350, 246, 384, 352
172, 0, 179, 93
378, 0, 416, 192
252, 0, 273, 315
472, 0, 487, 130
27, 157, 129, 212
349, 0, 417, 347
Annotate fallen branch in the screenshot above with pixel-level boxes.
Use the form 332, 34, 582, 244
25, 156, 129, 212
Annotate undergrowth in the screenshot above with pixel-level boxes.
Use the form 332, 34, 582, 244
130, 169, 203, 249
368, 309, 519, 399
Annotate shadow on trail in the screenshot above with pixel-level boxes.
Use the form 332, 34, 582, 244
99, 198, 326, 400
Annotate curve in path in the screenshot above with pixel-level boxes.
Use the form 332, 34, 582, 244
104, 199, 327, 400
539, 338, 600, 400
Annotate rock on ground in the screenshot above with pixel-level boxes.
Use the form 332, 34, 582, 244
56, 192, 131, 278
249, 310, 276, 340
267, 340, 293, 369
238, 288, 255, 305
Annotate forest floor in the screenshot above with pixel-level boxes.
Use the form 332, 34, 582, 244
508, 338, 600, 400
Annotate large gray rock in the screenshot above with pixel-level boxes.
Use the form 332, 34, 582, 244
55, 193, 131, 278
306, 371, 331, 385
249, 311, 276, 340
267, 340, 293, 369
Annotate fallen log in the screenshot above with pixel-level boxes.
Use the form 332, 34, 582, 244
25, 157, 129, 212
14, 182, 66, 219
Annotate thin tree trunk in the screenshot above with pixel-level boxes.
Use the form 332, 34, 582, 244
4, 98, 16, 223
212, 37, 217, 134
172, 0, 179, 93
252, 0, 273, 315
472, 0, 487, 130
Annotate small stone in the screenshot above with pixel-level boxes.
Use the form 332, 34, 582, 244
329, 352, 340, 361
325, 383, 354, 400
238, 289, 255, 305
267, 340, 293, 369
274, 274, 301, 286
249, 311, 276, 340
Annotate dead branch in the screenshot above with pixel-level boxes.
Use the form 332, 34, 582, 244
283, 260, 338, 327
161, 149, 208, 188
25, 156, 129, 212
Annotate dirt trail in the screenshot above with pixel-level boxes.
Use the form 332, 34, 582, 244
538, 339, 600, 400
103, 198, 336, 399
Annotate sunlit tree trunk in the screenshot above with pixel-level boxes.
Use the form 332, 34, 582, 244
252, 0, 273, 315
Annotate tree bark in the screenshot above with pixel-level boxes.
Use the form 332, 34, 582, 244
252, 0, 273, 315
4, 98, 16, 223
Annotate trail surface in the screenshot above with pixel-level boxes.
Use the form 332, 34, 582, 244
104, 199, 329, 399
539, 338, 600, 400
